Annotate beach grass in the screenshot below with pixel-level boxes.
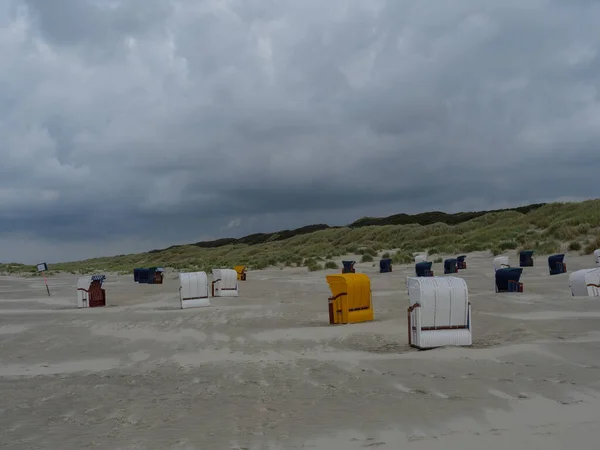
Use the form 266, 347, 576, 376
2, 199, 599, 276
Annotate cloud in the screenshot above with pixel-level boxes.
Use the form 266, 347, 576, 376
1, 0, 600, 263
226, 218, 242, 229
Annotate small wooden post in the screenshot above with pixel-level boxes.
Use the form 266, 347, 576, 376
37, 262, 51, 296
42, 270, 50, 296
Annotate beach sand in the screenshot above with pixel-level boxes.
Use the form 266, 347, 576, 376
2, 252, 600, 449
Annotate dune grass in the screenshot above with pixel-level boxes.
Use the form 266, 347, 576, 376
2, 200, 600, 276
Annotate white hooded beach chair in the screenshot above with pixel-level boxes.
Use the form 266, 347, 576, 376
179, 271, 210, 309
493, 256, 510, 272
407, 276, 472, 350
595, 249, 600, 265
414, 253, 428, 263
569, 268, 600, 297
211, 269, 239, 297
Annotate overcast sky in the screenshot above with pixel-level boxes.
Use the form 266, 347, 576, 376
1, 0, 599, 264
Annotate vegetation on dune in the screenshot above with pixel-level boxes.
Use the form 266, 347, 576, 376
2, 200, 600, 276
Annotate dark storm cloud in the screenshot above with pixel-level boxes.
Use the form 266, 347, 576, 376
2, 0, 600, 263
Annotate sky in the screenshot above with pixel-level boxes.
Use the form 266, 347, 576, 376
1, 0, 600, 264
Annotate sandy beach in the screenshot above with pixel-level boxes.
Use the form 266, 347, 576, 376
2, 252, 600, 449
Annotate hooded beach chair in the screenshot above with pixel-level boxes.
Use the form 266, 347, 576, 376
569, 268, 600, 297
495, 268, 524, 292
77, 275, 106, 308
493, 256, 510, 272
444, 258, 458, 274
415, 261, 434, 277
519, 250, 534, 267
234, 265, 247, 281
326, 273, 373, 324
379, 258, 392, 273
407, 276, 472, 349
548, 254, 566, 275
342, 261, 356, 273
211, 269, 239, 297
179, 271, 210, 309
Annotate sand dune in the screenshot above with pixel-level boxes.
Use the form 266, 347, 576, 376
1, 252, 600, 449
